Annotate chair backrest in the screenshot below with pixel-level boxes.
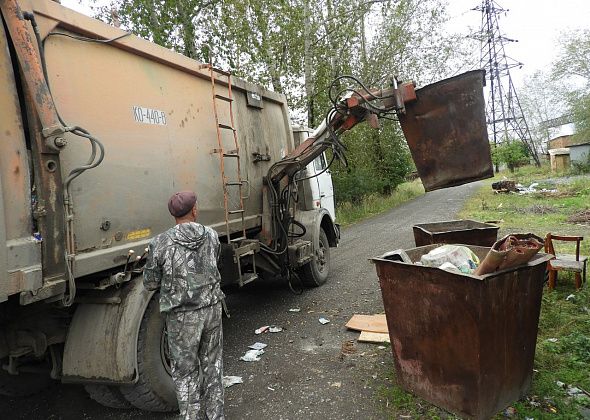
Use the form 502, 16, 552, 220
544, 233, 583, 261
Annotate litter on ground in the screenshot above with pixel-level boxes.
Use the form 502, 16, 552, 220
222, 376, 243, 388
248, 342, 267, 350
240, 349, 264, 362
346, 314, 388, 333
255, 326, 269, 335
358, 331, 390, 343
269, 326, 283, 333
288, 308, 301, 312
318, 317, 330, 325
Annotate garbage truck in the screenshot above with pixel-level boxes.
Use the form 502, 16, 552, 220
0, 0, 493, 411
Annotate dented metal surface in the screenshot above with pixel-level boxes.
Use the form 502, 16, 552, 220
399, 70, 493, 192
373, 245, 551, 419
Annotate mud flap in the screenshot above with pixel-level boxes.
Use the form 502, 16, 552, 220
62, 277, 154, 384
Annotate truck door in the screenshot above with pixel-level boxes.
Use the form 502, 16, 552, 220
311, 153, 336, 221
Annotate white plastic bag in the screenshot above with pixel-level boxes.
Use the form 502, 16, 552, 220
420, 245, 480, 274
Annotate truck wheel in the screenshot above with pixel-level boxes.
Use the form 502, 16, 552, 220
299, 228, 330, 287
120, 298, 177, 412
85, 384, 133, 409
0, 368, 53, 397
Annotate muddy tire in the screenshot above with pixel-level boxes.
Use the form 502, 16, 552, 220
299, 228, 330, 287
0, 368, 53, 397
120, 298, 177, 412
85, 384, 133, 409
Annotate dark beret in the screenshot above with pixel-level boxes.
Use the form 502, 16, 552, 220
167, 191, 197, 217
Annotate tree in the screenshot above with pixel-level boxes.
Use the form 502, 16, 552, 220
93, 0, 218, 60
552, 29, 590, 143
520, 71, 568, 154
491, 141, 529, 172
92, 0, 474, 201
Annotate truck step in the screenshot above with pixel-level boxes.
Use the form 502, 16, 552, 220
223, 153, 239, 158
239, 273, 258, 287
215, 94, 233, 102
225, 181, 243, 186
228, 209, 245, 214
218, 123, 236, 131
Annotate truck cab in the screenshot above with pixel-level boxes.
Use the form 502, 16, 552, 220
292, 125, 336, 221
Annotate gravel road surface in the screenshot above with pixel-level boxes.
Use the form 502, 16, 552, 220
1, 181, 481, 420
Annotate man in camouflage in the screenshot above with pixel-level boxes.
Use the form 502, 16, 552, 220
144, 191, 225, 419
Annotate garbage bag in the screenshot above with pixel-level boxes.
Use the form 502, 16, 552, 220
420, 245, 480, 274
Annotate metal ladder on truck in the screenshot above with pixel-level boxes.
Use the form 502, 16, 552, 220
208, 66, 258, 287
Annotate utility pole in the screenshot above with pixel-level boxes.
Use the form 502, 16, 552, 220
473, 0, 540, 167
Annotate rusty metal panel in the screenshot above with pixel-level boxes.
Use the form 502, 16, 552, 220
372, 245, 551, 419
413, 219, 499, 247
36, 19, 291, 277
0, 15, 44, 299
399, 70, 493, 191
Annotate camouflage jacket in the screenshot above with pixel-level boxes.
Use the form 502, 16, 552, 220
144, 222, 225, 313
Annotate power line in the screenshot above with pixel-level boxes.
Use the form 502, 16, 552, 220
472, 0, 541, 167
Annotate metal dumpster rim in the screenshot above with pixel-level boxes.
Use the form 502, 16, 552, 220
412, 219, 499, 234
371, 245, 552, 281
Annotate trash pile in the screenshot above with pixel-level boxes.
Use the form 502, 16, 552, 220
516, 182, 557, 194
492, 180, 557, 194
389, 234, 544, 276
492, 180, 518, 193
474, 233, 544, 275
567, 209, 590, 224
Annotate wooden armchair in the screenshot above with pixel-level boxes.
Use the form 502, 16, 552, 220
544, 233, 587, 290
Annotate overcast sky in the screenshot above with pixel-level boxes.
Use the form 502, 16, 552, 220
446, 0, 590, 89
62, 0, 590, 90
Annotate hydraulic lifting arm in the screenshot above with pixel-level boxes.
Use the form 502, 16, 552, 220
268, 77, 418, 185
261, 76, 418, 281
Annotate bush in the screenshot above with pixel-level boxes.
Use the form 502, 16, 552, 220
331, 120, 413, 204
491, 141, 530, 172
570, 153, 590, 175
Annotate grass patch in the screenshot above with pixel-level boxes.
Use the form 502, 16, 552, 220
336, 180, 424, 226
375, 356, 455, 419
458, 168, 590, 256
463, 167, 590, 418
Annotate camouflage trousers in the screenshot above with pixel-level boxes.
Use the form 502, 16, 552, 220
166, 302, 224, 420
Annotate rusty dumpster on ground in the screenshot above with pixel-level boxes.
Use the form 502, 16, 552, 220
372, 245, 552, 420
413, 220, 499, 247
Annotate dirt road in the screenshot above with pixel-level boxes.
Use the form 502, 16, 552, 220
1, 181, 481, 419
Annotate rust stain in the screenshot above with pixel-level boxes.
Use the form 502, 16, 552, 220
399, 70, 493, 192
373, 247, 550, 419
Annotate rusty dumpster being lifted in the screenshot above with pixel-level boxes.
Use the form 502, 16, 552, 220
372, 245, 552, 419
399, 70, 493, 192
413, 220, 499, 247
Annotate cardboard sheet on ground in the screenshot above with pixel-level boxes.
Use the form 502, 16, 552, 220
345, 314, 388, 333
358, 331, 390, 343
